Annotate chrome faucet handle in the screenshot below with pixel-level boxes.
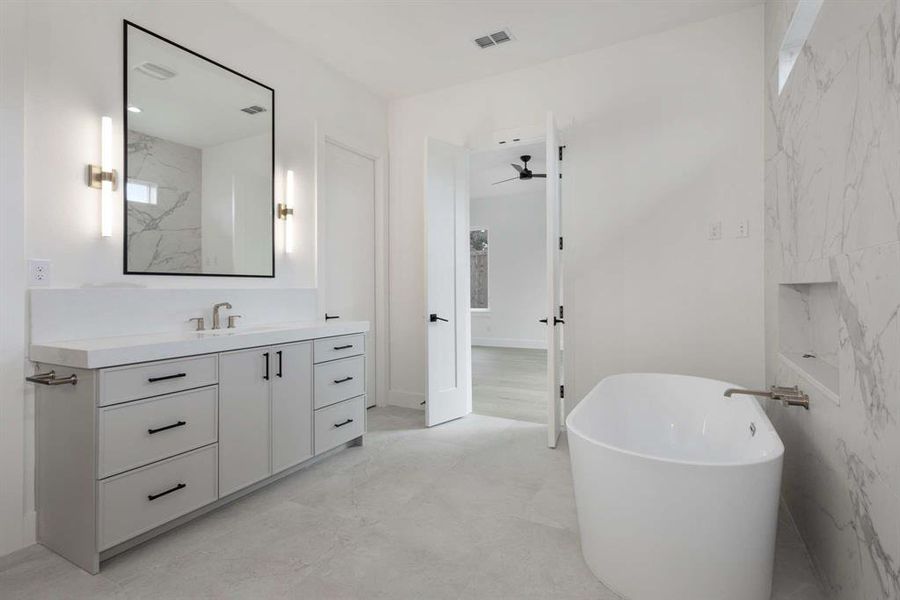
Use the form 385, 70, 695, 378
188, 317, 206, 331
227, 315, 242, 329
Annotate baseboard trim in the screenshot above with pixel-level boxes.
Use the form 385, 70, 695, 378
472, 338, 546, 350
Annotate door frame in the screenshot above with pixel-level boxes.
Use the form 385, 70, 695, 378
315, 122, 389, 408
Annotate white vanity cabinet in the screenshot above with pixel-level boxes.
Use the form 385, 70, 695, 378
30, 324, 367, 575
218, 342, 313, 496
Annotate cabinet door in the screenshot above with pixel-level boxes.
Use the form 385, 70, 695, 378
271, 342, 313, 473
219, 347, 271, 496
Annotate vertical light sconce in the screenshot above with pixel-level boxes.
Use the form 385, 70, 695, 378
86, 116, 118, 238
279, 169, 296, 253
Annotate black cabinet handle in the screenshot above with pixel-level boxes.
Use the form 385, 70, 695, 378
554, 317, 565, 325
333, 418, 354, 428
148, 420, 186, 435
333, 376, 354, 384
325, 313, 340, 320
539, 318, 548, 324
263, 352, 270, 381
147, 373, 186, 383
429, 314, 449, 323
276, 350, 283, 378
333, 344, 353, 351
147, 482, 186, 501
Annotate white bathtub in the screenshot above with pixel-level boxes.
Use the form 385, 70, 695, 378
566, 373, 784, 600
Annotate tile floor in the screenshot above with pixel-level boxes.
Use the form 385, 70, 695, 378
1, 407, 825, 599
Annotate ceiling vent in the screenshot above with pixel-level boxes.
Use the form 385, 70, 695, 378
240, 105, 267, 115
134, 62, 177, 80
474, 29, 514, 49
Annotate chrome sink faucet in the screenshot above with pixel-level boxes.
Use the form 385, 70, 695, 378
724, 385, 810, 410
212, 302, 232, 330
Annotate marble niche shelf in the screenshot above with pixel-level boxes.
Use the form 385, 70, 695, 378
778, 281, 840, 405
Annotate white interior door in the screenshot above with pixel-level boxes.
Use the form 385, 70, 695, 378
425, 138, 471, 427
320, 139, 377, 406
546, 113, 563, 448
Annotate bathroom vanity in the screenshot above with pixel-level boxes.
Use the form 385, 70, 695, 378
28, 320, 368, 574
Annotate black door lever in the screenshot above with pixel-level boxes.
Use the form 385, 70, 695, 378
539, 318, 549, 324
325, 313, 340, 320
429, 314, 449, 323
554, 317, 565, 325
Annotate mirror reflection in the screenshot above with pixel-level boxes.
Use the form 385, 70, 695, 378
125, 23, 274, 277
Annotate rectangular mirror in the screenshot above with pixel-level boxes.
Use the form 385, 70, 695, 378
125, 21, 274, 277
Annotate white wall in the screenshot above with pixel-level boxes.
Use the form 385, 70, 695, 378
0, 0, 387, 557
387, 6, 765, 409
470, 191, 547, 349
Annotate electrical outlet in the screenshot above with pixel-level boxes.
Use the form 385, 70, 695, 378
28, 259, 51, 287
736, 219, 750, 238
708, 221, 722, 241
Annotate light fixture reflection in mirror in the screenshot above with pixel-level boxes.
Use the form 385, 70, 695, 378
282, 169, 296, 254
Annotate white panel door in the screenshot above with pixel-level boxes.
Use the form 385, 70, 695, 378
320, 139, 376, 407
546, 113, 563, 448
271, 342, 313, 473
218, 347, 271, 496
425, 138, 471, 427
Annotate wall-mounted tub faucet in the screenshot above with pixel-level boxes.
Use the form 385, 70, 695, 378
724, 385, 810, 410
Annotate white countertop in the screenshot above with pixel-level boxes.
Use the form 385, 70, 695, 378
30, 320, 370, 369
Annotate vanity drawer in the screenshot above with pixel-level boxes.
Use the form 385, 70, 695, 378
99, 355, 218, 407
314, 355, 365, 409
98, 386, 218, 478
314, 334, 365, 364
314, 395, 365, 455
98, 444, 217, 551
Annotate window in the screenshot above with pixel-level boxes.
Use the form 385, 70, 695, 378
778, 0, 823, 95
470, 228, 489, 310
126, 178, 158, 205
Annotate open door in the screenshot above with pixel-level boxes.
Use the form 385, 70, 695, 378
425, 138, 471, 427
546, 113, 563, 448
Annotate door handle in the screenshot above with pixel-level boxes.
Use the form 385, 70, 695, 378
325, 313, 340, 320
429, 314, 449, 323
539, 318, 548, 324
263, 352, 270, 381
276, 350, 283, 378
554, 317, 565, 325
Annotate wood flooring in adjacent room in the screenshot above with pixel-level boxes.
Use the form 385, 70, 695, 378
472, 345, 547, 424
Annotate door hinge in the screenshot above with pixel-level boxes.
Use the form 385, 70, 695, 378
558, 145, 565, 161
559, 236, 563, 250
560, 384, 565, 399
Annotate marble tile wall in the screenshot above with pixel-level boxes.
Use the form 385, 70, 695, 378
126, 130, 202, 273
765, 0, 900, 597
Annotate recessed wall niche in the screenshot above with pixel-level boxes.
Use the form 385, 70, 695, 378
778, 282, 839, 403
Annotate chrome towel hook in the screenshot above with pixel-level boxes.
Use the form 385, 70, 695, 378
26, 370, 78, 386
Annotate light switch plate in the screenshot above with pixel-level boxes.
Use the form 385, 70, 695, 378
28, 259, 51, 286
708, 221, 722, 241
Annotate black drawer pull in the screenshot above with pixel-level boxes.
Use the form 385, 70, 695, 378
333, 418, 354, 428
333, 344, 353, 351
333, 376, 354, 384
147, 482, 186, 501
147, 373, 186, 383
148, 420, 187, 435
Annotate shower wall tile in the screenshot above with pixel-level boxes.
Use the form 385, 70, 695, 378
765, 1, 900, 598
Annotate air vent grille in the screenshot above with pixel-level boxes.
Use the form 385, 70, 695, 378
240, 105, 267, 115
474, 29, 514, 49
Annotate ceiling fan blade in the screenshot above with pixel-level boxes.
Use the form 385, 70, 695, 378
492, 177, 519, 185
510, 164, 524, 173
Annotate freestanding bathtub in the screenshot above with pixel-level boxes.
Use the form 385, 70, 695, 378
566, 373, 784, 600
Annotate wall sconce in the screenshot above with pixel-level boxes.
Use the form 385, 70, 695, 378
86, 116, 117, 238
279, 169, 295, 253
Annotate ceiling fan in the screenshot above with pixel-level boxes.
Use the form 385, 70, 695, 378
492, 155, 547, 185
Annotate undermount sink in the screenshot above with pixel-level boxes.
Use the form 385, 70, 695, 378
195, 325, 275, 336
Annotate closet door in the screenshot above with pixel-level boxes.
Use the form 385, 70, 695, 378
319, 138, 377, 406
219, 347, 271, 496
271, 342, 313, 473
